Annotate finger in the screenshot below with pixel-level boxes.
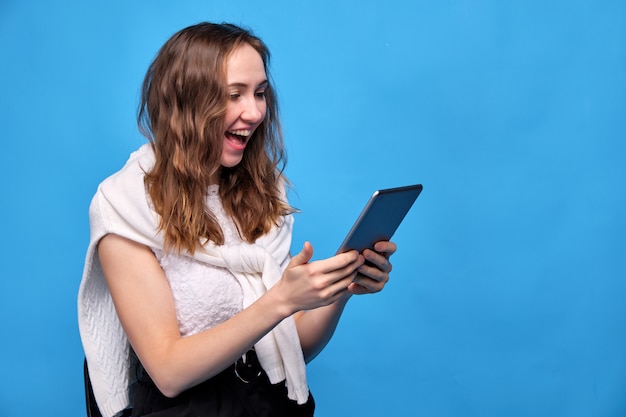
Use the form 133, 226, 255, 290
357, 265, 386, 283
356, 264, 390, 291
349, 276, 384, 294
328, 274, 358, 299
288, 241, 314, 268
347, 282, 369, 294
361, 249, 392, 274
316, 256, 364, 292
308, 250, 361, 275
373, 241, 397, 258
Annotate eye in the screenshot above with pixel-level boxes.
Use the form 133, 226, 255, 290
255, 90, 266, 99
229, 93, 241, 100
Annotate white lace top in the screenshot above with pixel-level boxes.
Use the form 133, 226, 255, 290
152, 185, 244, 337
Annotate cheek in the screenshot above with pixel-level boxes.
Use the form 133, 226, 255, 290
259, 102, 268, 122
223, 106, 238, 126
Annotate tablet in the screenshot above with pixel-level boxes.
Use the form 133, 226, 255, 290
337, 184, 423, 253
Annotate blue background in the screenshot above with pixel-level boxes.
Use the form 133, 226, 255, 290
1, 1, 625, 416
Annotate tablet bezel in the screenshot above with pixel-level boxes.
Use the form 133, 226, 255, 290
337, 184, 423, 254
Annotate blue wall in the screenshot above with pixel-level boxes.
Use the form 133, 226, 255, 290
1, 1, 625, 416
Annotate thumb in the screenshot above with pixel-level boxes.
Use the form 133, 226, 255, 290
289, 241, 314, 267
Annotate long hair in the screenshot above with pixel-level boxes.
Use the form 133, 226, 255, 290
138, 22, 291, 253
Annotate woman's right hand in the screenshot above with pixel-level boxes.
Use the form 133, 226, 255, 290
271, 241, 364, 316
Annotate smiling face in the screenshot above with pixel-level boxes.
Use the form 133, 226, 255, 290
221, 43, 268, 169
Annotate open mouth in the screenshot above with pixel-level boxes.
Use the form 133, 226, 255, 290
226, 129, 251, 145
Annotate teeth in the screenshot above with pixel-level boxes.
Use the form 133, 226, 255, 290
228, 129, 251, 137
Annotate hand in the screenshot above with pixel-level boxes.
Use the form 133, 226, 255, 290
348, 241, 396, 295
273, 242, 365, 315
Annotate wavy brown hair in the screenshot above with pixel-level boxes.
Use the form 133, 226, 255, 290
138, 22, 292, 253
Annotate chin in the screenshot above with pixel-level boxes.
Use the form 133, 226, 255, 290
221, 157, 244, 168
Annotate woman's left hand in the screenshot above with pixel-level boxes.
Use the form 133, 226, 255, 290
348, 241, 396, 295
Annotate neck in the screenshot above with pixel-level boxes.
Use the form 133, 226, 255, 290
209, 167, 222, 185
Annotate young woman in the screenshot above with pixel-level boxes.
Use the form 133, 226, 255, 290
78, 22, 396, 417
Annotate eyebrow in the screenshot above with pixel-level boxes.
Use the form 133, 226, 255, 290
228, 80, 269, 89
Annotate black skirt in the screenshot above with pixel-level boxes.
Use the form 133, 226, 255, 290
131, 350, 315, 417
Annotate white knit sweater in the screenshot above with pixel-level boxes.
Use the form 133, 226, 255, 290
77, 144, 308, 417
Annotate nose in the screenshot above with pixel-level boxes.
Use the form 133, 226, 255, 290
240, 97, 264, 123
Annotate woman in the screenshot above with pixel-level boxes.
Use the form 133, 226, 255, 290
78, 22, 396, 417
